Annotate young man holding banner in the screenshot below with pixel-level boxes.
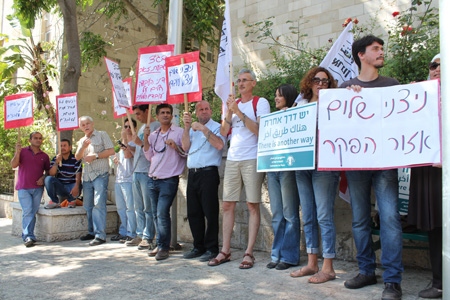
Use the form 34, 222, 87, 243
209, 69, 270, 269
340, 35, 403, 300
11, 132, 50, 247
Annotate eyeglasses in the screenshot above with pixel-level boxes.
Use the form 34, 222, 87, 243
312, 77, 330, 85
124, 125, 130, 129
236, 79, 254, 84
429, 62, 440, 71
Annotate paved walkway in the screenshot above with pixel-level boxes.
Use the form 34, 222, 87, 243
0, 218, 432, 300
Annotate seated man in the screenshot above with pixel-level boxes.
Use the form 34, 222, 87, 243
44, 139, 82, 209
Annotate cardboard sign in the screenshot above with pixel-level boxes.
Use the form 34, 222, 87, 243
165, 51, 202, 104
4, 92, 34, 129
318, 80, 441, 170
56, 93, 79, 131
134, 45, 174, 104
257, 103, 317, 172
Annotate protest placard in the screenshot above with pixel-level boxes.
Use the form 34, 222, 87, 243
318, 80, 441, 170
56, 93, 78, 131
4, 92, 34, 129
105, 57, 129, 108
113, 78, 133, 118
165, 51, 202, 104
134, 45, 174, 104
257, 103, 317, 172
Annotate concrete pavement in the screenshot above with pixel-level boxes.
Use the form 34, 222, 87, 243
0, 218, 433, 300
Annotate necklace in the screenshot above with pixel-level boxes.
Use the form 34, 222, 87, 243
154, 130, 169, 153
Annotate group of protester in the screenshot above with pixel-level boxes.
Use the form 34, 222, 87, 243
11, 35, 442, 300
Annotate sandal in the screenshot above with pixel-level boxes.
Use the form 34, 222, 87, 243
290, 266, 319, 278
239, 253, 255, 269
208, 251, 231, 266
308, 271, 336, 284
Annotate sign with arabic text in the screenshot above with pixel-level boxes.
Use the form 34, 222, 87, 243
257, 103, 317, 172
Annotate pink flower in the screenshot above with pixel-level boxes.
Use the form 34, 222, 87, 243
392, 11, 400, 17
342, 17, 352, 27
45, 104, 51, 109
353, 18, 359, 25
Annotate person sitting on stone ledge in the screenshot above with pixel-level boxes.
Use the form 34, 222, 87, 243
44, 139, 82, 209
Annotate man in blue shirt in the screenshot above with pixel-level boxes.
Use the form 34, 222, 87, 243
44, 139, 82, 209
181, 101, 225, 262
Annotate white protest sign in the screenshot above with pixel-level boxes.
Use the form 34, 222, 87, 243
318, 80, 441, 170
113, 78, 132, 118
167, 62, 200, 95
257, 103, 317, 172
5, 95, 33, 122
105, 57, 129, 108
398, 168, 411, 215
56, 93, 78, 131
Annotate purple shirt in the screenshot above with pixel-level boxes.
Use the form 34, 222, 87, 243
144, 125, 186, 179
15, 146, 50, 190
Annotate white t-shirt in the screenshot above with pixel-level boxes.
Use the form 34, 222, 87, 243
227, 97, 270, 161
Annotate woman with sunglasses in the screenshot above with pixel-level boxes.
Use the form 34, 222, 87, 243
290, 67, 340, 284
266, 84, 301, 270
407, 54, 442, 299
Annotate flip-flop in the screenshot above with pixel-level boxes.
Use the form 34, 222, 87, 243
290, 266, 319, 278
308, 271, 336, 284
239, 253, 255, 269
208, 251, 231, 266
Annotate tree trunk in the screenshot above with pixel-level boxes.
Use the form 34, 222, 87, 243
58, 0, 81, 142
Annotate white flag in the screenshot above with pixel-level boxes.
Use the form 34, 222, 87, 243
320, 22, 359, 86
215, 0, 233, 104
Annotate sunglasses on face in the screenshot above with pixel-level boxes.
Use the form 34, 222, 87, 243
429, 62, 440, 71
124, 125, 130, 129
312, 77, 330, 85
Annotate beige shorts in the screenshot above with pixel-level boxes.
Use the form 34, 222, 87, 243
222, 159, 265, 203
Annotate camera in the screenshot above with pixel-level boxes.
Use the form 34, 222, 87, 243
117, 140, 127, 149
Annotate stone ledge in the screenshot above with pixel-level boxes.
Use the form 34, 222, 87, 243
11, 202, 119, 242
0, 193, 14, 218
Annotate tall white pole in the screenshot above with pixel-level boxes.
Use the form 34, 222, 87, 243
167, 0, 183, 249
440, 0, 449, 299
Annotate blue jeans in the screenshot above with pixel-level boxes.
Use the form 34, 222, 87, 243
295, 170, 339, 258
149, 176, 179, 250
18, 188, 44, 241
44, 176, 77, 203
115, 182, 136, 238
133, 172, 155, 241
267, 171, 300, 265
83, 173, 109, 240
346, 170, 403, 283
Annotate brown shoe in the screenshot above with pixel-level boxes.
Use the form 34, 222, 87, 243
148, 247, 159, 257
155, 249, 169, 260
137, 239, 151, 250
125, 237, 142, 247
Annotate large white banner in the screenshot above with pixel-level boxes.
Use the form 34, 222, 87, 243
318, 80, 441, 170
257, 103, 317, 172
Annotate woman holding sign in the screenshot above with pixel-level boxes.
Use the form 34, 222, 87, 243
291, 67, 340, 284
266, 84, 301, 270
407, 54, 442, 299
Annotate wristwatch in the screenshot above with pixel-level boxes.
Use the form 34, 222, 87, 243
95, 153, 99, 159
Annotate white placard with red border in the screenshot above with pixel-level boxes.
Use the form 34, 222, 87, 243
134, 45, 174, 104
56, 93, 79, 131
165, 51, 202, 104
113, 78, 133, 118
317, 80, 441, 170
4, 92, 34, 129
105, 57, 129, 108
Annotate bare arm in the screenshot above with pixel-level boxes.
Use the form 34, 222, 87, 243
181, 112, 192, 152
10, 143, 21, 169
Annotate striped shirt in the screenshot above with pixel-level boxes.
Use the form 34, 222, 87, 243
50, 153, 82, 184
77, 129, 114, 181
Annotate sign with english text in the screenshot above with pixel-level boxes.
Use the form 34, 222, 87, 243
4, 92, 34, 129
113, 77, 133, 118
257, 103, 317, 172
56, 93, 79, 131
105, 57, 129, 108
318, 80, 441, 170
134, 45, 174, 104
165, 51, 202, 104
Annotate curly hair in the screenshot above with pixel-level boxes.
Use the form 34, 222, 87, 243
300, 67, 337, 101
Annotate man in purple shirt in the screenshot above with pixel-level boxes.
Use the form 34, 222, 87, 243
143, 104, 186, 260
10, 132, 50, 247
